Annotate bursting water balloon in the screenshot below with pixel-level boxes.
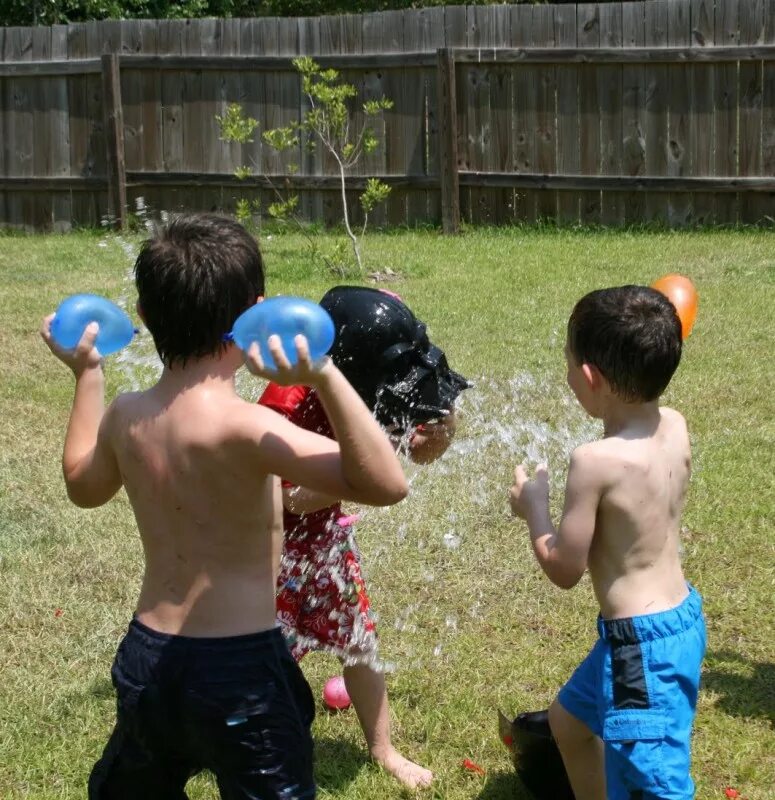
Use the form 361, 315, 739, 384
231, 297, 336, 369
651, 274, 698, 340
50, 294, 136, 356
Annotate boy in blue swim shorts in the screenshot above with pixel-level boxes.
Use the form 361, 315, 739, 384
509, 285, 706, 800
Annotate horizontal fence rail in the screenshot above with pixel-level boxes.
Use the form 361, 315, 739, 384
1, 1, 774, 232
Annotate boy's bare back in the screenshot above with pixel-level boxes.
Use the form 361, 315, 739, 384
575, 406, 690, 619
110, 379, 284, 637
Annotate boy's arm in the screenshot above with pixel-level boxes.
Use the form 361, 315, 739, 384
282, 485, 340, 515
509, 448, 602, 589
279, 411, 458, 511
245, 336, 408, 507
40, 317, 123, 508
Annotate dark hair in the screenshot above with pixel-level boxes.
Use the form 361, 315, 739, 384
134, 213, 264, 366
567, 285, 682, 402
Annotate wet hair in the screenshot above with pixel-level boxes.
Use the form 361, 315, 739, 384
134, 213, 264, 366
567, 285, 682, 402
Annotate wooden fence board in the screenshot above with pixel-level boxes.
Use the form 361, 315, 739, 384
667, 0, 693, 225
296, 16, 320, 223
437, 48, 460, 233
465, 4, 507, 224
578, 4, 601, 225
379, 10, 406, 226
333, 14, 364, 228
622, 1, 646, 225
4, 28, 34, 230
691, 0, 716, 223
739, 0, 765, 223
31, 26, 53, 229
444, 5, 468, 222
758, 0, 775, 223
0, 27, 6, 229
598, 2, 623, 226
120, 20, 143, 178
140, 21, 162, 177
463, 0, 485, 208
403, 6, 445, 225
644, 0, 669, 223
66, 23, 92, 226
360, 12, 391, 226
48, 25, 71, 230
480, 5, 513, 224
510, 3, 537, 222
554, 3, 580, 224
215, 18, 241, 202
533, 4, 557, 222
714, 0, 739, 224
757, 0, 775, 225
158, 20, 185, 215
443, 5, 468, 48
181, 21, 205, 214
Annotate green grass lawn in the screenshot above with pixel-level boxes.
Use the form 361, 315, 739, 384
1, 226, 773, 800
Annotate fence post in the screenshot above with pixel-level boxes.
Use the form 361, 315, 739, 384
101, 53, 127, 229
436, 48, 460, 234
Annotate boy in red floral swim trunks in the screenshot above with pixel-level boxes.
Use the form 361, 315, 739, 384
259, 286, 469, 789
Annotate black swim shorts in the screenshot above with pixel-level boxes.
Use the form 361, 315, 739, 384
88, 618, 316, 800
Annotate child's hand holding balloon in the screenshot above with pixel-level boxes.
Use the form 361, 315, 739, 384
40, 314, 103, 376
243, 333, 332, 387
41, 293, 136, 374
233, 296, 336, 385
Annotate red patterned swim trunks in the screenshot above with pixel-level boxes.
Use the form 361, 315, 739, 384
276, 521, 378, 664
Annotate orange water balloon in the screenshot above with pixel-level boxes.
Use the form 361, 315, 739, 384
651, 274, 698, 340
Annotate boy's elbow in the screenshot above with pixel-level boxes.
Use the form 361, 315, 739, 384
66, 483, 99, 508
64, 473, 118, 508
544, 561, 585, 590
550, 572, 583, 590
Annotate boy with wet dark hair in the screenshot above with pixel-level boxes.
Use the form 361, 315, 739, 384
40, 215, 408, 800
134, 213, 266, 365
509, 285, 705, 800
259, 286, 469, 789
567, 285, 683, 402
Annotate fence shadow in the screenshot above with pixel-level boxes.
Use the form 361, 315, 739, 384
702, 649, 775, 728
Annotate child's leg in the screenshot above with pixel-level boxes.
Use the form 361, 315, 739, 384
343, 662, 433, 789
548, 699, 605, 800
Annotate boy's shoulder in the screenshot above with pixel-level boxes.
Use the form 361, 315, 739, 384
567, 437, 638, 490
103, 390, 144, 426
659, 405, 688, 432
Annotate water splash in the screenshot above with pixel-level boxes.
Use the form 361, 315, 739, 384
100, 228, 601, 674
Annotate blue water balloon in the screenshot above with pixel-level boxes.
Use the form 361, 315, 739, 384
50, 294, 136, 356
231, 296, 335, 369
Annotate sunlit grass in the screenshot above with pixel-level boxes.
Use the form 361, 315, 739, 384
1, 226, 773, 799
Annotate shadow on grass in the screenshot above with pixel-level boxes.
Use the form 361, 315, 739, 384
475, 769, 532, 800
313, 736, 365, 793
703, 649, 775, 727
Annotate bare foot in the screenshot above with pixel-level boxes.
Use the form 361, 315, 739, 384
372, 746, 433, 789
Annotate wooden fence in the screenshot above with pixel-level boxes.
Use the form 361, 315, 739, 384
1, 1, 774, 232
